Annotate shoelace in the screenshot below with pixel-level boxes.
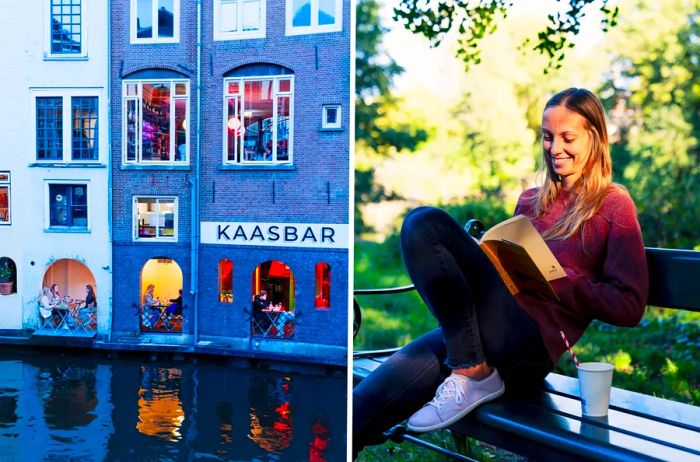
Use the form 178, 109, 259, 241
428, 376, 468, 411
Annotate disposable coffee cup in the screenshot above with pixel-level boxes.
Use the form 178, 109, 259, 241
577, 362, 614, 417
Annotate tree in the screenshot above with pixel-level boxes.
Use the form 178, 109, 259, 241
394, 0, 619, 71
601, 0, 700, 249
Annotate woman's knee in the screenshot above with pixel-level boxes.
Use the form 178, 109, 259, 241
401, 207, 455, 248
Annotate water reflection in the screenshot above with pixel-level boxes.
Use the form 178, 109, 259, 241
0, 349, 346, 461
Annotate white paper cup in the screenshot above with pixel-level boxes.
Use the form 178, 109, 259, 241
577, 362, 614, 417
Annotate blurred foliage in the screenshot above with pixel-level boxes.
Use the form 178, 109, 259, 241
600, 0, 700, 249
394, 0, 619, 71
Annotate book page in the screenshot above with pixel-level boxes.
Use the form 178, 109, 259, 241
481, 215, 565, 281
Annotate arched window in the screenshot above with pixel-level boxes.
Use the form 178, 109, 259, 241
219, 259, 233, 303
40, 259, 96, 334
314, 263, 330, 309
0, 257, 17, 295
140, 258, 183, 333
251, 260, 295, 338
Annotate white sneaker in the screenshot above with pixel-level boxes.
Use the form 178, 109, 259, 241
407, 369, 505, 433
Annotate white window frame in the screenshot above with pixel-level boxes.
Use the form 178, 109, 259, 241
44, 180, 91, 232
285, 0, 342, 36
222, 75, 294, 165
322, 104, 341, 129
32, 89, 102, 164
44, 0, 88, 59
214, 0, 266, 40
122, 79, 190, 165
132, 196, 178, 242
0, 172, 10, 225
130, 0, 180, 44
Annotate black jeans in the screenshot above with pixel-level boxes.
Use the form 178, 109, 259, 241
353, 207, 552, 455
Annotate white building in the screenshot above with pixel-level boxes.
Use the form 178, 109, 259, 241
0, 1, 111, 336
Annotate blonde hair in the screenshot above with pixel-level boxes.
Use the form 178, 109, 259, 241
532, 88, 620, 240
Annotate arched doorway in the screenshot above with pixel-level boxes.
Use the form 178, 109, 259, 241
42, 259, 97, 332
140, 258, 183, 333
251, 260, 295, 338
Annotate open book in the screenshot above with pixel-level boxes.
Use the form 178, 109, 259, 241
476, 215, 566, 301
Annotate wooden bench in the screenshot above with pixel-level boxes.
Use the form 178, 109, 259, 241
353, 223, 700, 462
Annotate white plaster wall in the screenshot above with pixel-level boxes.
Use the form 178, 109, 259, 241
0, 1, 111, 333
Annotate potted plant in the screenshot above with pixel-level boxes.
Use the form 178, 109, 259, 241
0, 260, 14, 295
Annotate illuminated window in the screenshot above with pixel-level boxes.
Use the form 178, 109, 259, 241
131, 0, 180, 43
140, 258, 183, 333
224, 74, 293, 165
219, 259, 233, 303
314, 262, 330, 309
0, 172, 10, 225
123, 80, 189, 164
251, 260, 295, 338
133, 197, 177, 241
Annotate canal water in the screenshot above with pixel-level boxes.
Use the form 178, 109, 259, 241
0, 348, 346, 461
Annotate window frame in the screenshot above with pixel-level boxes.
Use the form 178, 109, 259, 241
285, 0, 342, 36
222, 75, 294, 165
122, 79, 190, 166
322, 104, 341, 129
0, 172, 10, 226
130, 0, 180, 44
132, 196, 179, 242
44, 180, 91, 232
44, 0, 88, 59
32, 90, 101, 164
213, 0, 266, 40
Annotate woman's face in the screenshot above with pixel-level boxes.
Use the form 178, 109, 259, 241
541, 105, 592, 190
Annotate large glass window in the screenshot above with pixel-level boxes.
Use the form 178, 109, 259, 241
132, 0, 179, 43
0, 172, 10, 225
224, 76, 293, 164
49, 0, 83, 55
36, 95, 99, 162
286, 0, 341, 35
48, 184, 88, 230
123, 81, 189, 164
215, 0, 265, 40
134, 197, 177, 241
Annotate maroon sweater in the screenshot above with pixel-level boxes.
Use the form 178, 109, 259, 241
513, 187, 649, 366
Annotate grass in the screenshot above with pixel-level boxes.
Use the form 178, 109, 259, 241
354, 217, 700, 461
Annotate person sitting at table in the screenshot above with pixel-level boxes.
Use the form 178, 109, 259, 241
272, 306, 295, 338
252, 289, 271, 333
38, 287, 56, 327
49, 284, 61, 305
142, 284, 160, 329
165, 289, 183, 327
80, 284, 97, 329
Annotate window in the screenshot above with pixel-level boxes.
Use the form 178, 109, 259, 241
47, 183, 88, 230
35, 94, 99, 162
314, 262, 330, 309
0, 172, 10, 225
134, 197, 177, 241
140, 258, 183, 333
123, 80, 189, 164
286, 0, 342, 35
46, 0, 86, 58
131, 0, 180, 43
322, 105, 341, 129
251, 260, 296, 338
219, 259, 233, 303
0, 257, 17, 296
214, 0, 266, 40
224, 76, 293, 164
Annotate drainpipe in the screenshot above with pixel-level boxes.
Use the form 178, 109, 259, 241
106, 0, 113, 343
191, 0, 203, 345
